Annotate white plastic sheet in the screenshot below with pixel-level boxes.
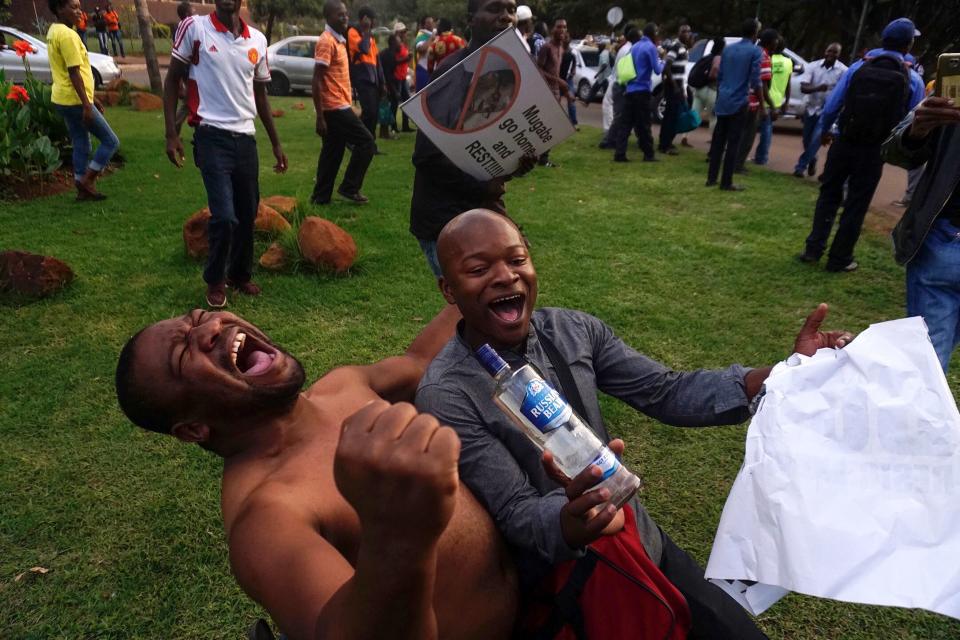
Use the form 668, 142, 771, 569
705, 317, 960, 620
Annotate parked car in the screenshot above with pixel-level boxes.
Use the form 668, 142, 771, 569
266, 35, 319, 96
571, 44, 602, 102
0, 26, 121, 87
686, 37, 808, 118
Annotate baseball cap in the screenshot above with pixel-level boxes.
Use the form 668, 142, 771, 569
516, 5, 533, 21
881, 17, 920, 45
393, 21, 407, 32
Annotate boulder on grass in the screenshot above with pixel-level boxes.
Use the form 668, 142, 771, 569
259, 242, 289, 271
255, 204, 291, 234
95, 90, 122, 106
0, 250, 75, 298
130, 92, 163, 111
105, 77, 130, 93
291, 103, 306, 111
271, 109, 284, 118
183, 207, 211, 259
298, 216, 357, 273
261, 195, 298, 217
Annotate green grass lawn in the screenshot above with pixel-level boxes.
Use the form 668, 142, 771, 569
2, 99, 958, 639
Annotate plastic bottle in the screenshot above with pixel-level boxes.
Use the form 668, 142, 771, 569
476, 343, 642, 508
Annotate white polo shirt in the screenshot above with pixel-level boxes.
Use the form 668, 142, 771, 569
172, 13, 271, 135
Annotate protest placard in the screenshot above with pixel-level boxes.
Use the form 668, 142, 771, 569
401, 28, 575, 181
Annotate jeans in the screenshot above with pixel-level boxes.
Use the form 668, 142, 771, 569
707, 108, 747, 187
615, 90, 654, 160
906, 218, 960, 371
389, 78, 411, 131
418, 239, 442, 277
54, 103, 120, 182
107, 29, 124, 57
803, 139, 884, 269
658, 530, 769, 639
566, 78, 577, 125
415, 65, 430, 92
312, 108, 375, 202
794, 112, 822, 174
753, 112, 772, 164
76, 28, 88, 49
96, 30, 108, 55
192, 125, 259, 286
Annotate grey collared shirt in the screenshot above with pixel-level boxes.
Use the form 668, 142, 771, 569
415, 307, 752, 583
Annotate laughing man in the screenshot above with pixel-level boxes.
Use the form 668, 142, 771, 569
415, 209, 854, 638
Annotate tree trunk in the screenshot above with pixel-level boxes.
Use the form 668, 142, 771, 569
265, 12, 275, 44
850, 0, 870, 64
132, 0, 162, 94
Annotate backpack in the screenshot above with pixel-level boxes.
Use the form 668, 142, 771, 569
839, 53, 911, 145
616, 50, 636, 85
687, 53, 715, 89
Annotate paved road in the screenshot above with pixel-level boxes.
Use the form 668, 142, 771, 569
573, 102, 909, 223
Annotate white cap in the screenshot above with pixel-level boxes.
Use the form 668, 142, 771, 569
516, 5, 533, 21
393, 21, 407, 33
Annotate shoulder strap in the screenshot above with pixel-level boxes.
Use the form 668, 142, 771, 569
538, 329, 590, 421
530, 552, 597, 640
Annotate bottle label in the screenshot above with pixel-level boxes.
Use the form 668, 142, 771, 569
520, 378, 572, 433
591, 447, 621, 480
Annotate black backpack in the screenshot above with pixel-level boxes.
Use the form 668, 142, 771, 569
687, 53, 715, 89
839, 53, 911, 145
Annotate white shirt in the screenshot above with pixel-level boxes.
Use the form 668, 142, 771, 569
172, 13, 271, 135
802, 58, 848, 116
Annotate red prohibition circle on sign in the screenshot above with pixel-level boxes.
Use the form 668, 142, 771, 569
419, 47, 521, 135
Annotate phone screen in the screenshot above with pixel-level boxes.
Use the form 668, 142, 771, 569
938, 54, 960, 99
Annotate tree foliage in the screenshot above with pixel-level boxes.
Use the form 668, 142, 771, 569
250, 0, 324, 42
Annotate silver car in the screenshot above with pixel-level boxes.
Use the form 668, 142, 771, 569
266, 35, 319, 96
0, 25, 121, 87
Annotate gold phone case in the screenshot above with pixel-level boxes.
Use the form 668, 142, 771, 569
937, 53, 960, 99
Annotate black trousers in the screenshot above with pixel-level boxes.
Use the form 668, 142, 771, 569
355, 82, 379, 139
312, 108, 375, 202
707, 108, 747, 187
659, 530, 769, 640
658, 83, 681, 152
193, 125, 258, 285
615, 90, 654, 160
804, 139, 884, 269
389, 78, 410, 131
735, 107, 760, 170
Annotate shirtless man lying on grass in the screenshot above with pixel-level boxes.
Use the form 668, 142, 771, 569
114, 307, 516, 639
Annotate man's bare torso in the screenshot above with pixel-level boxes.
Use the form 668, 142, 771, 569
219, 368, 517, 638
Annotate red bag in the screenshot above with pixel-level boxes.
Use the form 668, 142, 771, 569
520, 505, 691, 640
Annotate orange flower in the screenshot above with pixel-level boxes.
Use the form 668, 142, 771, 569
13, 40, 34, 58
6, 85, 29, 103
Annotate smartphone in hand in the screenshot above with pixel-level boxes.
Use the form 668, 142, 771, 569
935, 53, 960, 99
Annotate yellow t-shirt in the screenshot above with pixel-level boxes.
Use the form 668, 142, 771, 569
47, 22, 94, 105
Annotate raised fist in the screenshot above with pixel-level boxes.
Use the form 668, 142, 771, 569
335, 401, 461, 542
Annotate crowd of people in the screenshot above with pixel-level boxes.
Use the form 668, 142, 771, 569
35, 0, 960, 636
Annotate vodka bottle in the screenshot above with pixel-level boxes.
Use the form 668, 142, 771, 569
476, 344, 642, 508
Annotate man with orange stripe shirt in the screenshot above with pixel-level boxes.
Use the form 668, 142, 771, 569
312, 0, 375, 205
347, 6, 386, 150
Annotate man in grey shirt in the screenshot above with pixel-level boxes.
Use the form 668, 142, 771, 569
416, 209, 853, 639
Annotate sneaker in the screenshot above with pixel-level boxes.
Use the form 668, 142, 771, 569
613, 155, 630, 163
227, 279, 261, 296
825, 260, 858, 273
807, 161, 817, 177
206, 282, 227, 308
681, 137, 693, 148
792, 170, 805, 178
337, 188, 369, 203
720, 184, 745, 192
796, 252, 819, 263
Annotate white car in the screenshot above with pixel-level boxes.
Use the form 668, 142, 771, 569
266, 35, 320, 96
686, 37, 809, 118
0, 26, 121, 87
571, 44, 603, 102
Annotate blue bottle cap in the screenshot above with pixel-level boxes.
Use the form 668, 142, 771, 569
476, 344, 509, 377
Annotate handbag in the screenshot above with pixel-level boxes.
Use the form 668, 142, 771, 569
675, 105, 702, 133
